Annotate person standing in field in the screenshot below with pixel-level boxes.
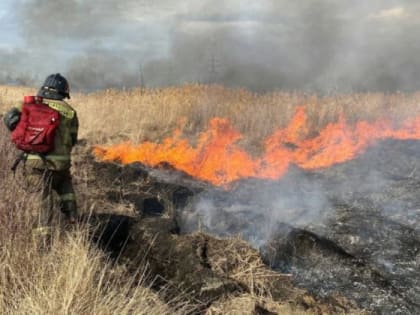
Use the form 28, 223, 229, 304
3, 73, 79, 236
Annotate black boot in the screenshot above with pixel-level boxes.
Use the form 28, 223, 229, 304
61, 200, 78, 224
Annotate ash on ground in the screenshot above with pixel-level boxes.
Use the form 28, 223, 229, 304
86, 139, 420, 314
182, 139, 420, 314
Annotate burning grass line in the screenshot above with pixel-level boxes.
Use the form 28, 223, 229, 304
94, 104, 420, 187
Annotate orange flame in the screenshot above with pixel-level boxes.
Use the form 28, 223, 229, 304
94, 107, 420, 187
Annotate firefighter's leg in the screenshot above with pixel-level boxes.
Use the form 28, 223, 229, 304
39, 170, 54, 227
54, 169, 78, 224
28, 168, 54, 243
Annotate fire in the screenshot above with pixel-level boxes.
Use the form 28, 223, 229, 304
94, 107, 420, 186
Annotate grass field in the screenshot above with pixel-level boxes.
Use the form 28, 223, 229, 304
3, 84, 420, 148
0, 84, 417, 314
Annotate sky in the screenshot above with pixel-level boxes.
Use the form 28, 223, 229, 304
1, 1, 420, 92
0, 0, 20, 49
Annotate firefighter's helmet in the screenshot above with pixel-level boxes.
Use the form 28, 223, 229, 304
38, 73, 70, 100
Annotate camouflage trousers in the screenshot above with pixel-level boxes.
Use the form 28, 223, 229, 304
27, 168, 78, 228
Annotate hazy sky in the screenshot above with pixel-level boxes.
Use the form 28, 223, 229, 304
1, 1, 420, 92
0, 0, 19, 48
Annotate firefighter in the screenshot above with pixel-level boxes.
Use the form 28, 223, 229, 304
3, 73, 79, 235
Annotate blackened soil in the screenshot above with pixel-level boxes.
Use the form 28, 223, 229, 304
87, 139, 420, 314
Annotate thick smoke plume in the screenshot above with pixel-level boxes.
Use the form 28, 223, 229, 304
2, 0, 420, 92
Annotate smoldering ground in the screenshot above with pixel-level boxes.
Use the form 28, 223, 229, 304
180, 170, 330, 247
3, 0, 420, 92
179, 150, 391, 247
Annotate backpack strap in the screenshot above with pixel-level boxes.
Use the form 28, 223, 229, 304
11, 152, 49, 173
11, 152, 26, 173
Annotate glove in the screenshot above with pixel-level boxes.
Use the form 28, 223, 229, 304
3, 107, 21, 131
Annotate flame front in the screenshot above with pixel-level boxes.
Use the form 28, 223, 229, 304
94, 107, 420, 186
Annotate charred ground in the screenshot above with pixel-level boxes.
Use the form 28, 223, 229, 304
75, 138, 420, 314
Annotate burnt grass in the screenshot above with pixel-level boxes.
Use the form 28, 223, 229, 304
76, 139, 420, 314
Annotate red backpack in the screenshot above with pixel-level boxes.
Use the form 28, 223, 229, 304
11, 96, 60, 154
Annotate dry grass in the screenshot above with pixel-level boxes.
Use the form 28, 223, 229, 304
71, 87, 420, 151
0, 229, 178, 315
205, 293, 317, 315
206, 236, 295, 298
2, 84, 420, 151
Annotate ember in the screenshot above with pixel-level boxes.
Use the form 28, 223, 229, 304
94, 107, 420, 186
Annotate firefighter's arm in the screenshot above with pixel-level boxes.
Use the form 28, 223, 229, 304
3, 106, 21, 131
71, 112, 79, 146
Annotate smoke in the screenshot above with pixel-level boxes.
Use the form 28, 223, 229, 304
178, 139, 418, 248
180, 170, 330, 247
3, 0, 420, 92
